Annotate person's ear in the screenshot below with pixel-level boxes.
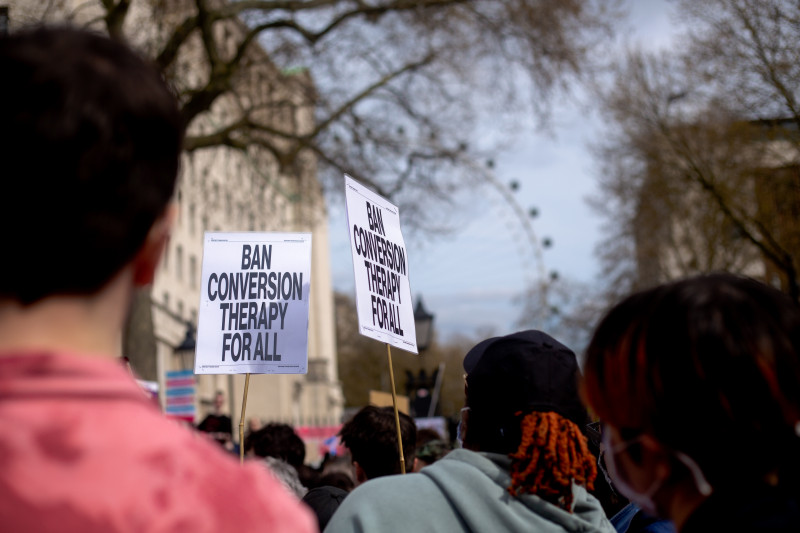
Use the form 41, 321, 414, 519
132, 204, 177, 286
353, 461, 368, 485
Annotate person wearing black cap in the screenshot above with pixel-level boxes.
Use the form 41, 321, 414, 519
324, 330, 614, 533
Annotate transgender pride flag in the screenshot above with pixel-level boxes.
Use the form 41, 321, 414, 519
165, 369, 196, 423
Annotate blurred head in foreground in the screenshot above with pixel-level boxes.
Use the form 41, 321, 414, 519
582, 273, 800, 528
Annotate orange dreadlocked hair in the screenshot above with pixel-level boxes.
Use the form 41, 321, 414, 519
508, 410, 597, 512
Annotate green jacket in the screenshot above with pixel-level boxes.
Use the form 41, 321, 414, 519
325, 448, 615, 533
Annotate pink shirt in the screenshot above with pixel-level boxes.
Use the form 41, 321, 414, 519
0, 352, 317, 532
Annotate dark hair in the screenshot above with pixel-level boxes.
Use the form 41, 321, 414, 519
246, 423, 306, 468
317, 472, 355, 492
339, 406, 416, 479
583, 273, 800, 488
0, 26, 182, 304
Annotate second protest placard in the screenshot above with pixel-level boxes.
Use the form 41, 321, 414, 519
345, 174, 417, 353
194, 232, 312, 375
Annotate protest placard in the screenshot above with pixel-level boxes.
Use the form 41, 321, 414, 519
194, 232, 312, 375
345, 175, 417, 353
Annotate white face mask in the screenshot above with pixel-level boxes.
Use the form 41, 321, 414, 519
456, 407, 470, 448
602, 428, 712, 516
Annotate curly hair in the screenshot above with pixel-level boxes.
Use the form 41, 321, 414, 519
508, 411, 597, 511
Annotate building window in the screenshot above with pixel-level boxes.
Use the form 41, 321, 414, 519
163, 292, 169, 308
189, 255, 198, 288
162, 243, 169, 270
176, 245, 183, 281
189, 203, 196, 235
177, 300, 184, 318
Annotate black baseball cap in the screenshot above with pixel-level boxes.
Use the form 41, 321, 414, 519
464, 330, 588, 428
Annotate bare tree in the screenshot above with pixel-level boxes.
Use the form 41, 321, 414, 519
592, 0, 800, 300
10, 0, 619, 376
679, 0, 800, 129
12, 0, 618, 230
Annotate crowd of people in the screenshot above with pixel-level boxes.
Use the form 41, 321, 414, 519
3, 23, 800, 533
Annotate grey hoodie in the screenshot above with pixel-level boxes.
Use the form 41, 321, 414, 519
324, 448, 615, 533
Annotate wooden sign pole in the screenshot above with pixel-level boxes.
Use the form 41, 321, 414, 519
386, 343, 406, 474
239, 373, 251, 465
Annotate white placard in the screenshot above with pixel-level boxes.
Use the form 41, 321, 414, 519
344, 174, 417, 353
194, 232, 312, 374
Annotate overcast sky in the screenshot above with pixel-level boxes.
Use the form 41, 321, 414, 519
327, 0, 681, 343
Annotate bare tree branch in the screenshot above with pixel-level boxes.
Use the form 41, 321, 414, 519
156, 14, 199, 70
67, 0, 616, 233
102, 0, 130, 39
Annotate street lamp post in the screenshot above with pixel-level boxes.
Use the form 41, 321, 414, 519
414, 296, 435, 353
412, 296, 446, 417
173, 322, 196, 370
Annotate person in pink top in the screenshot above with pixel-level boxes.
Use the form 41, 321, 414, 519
0, 26, 316, 533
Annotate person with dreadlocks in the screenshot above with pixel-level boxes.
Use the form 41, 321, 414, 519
324, 330, 614, 533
